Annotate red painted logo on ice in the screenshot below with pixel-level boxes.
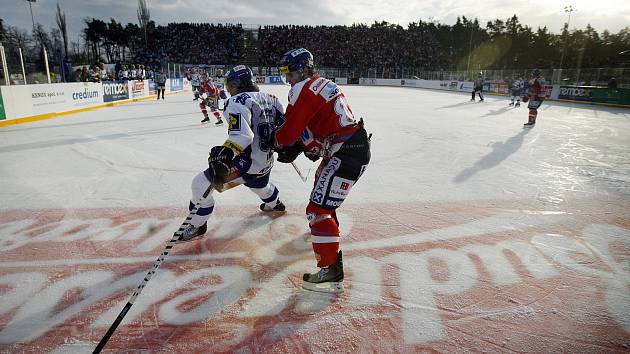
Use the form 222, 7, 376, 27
0, 201, 628, 352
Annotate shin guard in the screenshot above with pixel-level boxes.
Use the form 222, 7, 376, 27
306, 202, 339, 267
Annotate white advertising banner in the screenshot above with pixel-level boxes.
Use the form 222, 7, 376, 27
30, 84, 67, 115
65, 82, 102, 108
131, 80, 147, 98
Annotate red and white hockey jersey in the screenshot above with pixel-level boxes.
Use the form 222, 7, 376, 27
529, 77, 545, 100
201, 81, 220, 99
276, 76, 360, 157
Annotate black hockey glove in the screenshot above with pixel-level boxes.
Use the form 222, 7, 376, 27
275, 144, 304, 163
208, 146, 234, 185
304, 151, 320, 162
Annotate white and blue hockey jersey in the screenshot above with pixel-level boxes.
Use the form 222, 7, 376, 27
222, 91, 285, 175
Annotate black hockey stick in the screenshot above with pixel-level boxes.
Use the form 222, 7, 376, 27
92, 184, 214, 354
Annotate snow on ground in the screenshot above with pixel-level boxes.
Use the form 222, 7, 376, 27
0, 85, 629, 353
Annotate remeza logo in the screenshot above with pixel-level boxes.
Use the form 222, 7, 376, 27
103, 81, 129, 102
103, 82, 127, 96
311, 157, 341, 205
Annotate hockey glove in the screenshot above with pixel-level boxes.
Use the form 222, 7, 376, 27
276, 144, 304, 163
304, 151, 320, 162
522, 95, 529, 103
208, 146, 234, 185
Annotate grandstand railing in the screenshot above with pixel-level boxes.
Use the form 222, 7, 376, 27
254, 66, 628, 87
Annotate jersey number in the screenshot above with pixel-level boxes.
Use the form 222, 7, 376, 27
257, 122, 272, 153
334, 96, 356, 127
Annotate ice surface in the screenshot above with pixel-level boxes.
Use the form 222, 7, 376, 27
0, 86, 628, 352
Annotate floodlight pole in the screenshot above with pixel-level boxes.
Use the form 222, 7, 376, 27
558, 5, 574, 76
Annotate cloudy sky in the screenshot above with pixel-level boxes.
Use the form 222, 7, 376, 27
2, 0, 629, 41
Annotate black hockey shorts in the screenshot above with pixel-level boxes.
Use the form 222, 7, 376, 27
528, 99, 542, 109
310, 127, 371, 210
511, 88, 522, 97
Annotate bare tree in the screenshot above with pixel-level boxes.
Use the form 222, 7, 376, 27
137, 0, 150, 45
55, 3, 68, 58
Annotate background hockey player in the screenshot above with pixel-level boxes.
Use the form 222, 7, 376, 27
191, 68, 202, 101
509, 76, 524, 107
522, 69, 545, 127
212, 70, 228, 108
274, 48, 371, 293
154, 68, 166, 100
471, 72, 484, 101
179, 65, 286, 242
199, 74, 223, 125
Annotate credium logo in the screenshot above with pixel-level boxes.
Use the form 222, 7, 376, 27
72, 89, 99, 100
0, 201, 628, 352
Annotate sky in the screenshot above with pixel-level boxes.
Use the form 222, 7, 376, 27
1, 0, 629, 42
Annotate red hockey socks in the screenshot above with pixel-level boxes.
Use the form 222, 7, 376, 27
306, 203, 339, 267
528, 109, 537, 124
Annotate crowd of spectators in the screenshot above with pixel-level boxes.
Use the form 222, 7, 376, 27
133, 23, 243, 67
258, 24, 444, 69
122, 22, 443, 71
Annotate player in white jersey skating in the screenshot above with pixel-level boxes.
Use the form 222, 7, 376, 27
179, 65, 287, 242
509, 77, 524, 107
191, 69, 202, 101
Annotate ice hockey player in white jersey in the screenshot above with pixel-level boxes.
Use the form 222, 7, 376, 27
509, 77, 524, 107
212, 70, 228, 108
191, 69, 202, 101
179, 65, 287, 242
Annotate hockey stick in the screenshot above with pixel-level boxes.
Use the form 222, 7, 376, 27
92, 184, 214, 354
291, 161, 309, 182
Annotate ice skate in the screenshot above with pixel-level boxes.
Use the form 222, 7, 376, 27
509, 101, 514, 106
515, 102, 520, 107
215, 119, 224, 126
201, 117, 210, 124
177, 222, 207, 243
302, 251, 344, 293
260, 200, 286, 212
523, 122, 535, 128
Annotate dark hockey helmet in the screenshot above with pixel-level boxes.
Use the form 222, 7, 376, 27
531, 68, 541, 77
225, 65, 255, 89
278, 48, 314, 74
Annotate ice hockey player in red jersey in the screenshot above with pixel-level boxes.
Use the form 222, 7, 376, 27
274, 48, 371, 293
199, 75, 224, 125
523, 69, 545, 127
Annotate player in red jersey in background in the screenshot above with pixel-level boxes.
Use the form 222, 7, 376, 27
199, 74, 224, 125
274, 48, 371, 293
522, 69, 545, 127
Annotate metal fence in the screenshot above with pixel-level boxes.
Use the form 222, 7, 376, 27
0, 42, 55, 85
0, 42, 190, 85
255, 66, 628, 87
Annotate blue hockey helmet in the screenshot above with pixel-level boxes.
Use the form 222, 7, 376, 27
278, 48, 314, 74
225, 65, 255, 89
